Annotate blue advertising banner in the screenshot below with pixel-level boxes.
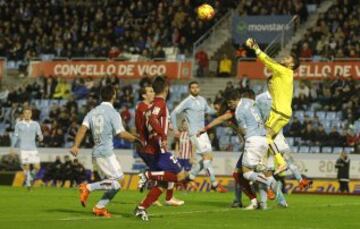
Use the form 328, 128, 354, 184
232, 15, 294, 44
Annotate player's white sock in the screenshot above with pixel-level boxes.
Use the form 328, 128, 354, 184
87, 179, 121, 192
203, 160, 217, 186
25, 170, 32, 188
189, 160, 203, 180
243, 171, 273, 187
287, 161, 302, 181
95, 188, 120, 208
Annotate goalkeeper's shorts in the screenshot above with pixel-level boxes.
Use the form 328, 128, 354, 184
265, 109, 291, 136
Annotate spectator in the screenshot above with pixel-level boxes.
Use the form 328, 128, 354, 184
328, 127, 342, 147
0, 152, 21, 171
335, 152, 350, 193
195, 50, 209, 78
60, 156, 73, 187
71, 159, 87, 186
287, 117, 303, 137
43, 156, 63, 186
218, 54, 232, 77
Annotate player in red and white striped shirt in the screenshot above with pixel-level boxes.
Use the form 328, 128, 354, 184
176, 120, 193, 171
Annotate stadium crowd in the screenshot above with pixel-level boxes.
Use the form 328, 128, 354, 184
293, 0, 360, 59
0, 0, 322, 62
0, 74, 359, 154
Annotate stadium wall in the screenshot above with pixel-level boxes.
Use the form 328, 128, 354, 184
1, 148, 360, 179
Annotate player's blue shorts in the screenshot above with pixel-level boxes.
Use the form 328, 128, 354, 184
157, 152, 182, 174
137, 151, 158, 171
138, 151, 182, 174
178, 159, 192, 171
236, 153, 244, 169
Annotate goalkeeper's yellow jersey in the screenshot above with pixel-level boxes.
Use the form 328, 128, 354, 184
257, 51, 294, 117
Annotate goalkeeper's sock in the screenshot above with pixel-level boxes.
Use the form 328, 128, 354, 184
25, 170, 32, 188
96, 188, 119, 208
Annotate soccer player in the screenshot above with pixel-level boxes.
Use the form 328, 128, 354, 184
135, 76, 185, 221
245, 38, 300, 175
135, 85, 183, 206
170, 81, 227, 192
175, 119, 193, 172
198, 96, 258, 209
225, 89, 278, 208
11, 107, 43, 190
256, 91, 312, 189
70, 85, 140, 218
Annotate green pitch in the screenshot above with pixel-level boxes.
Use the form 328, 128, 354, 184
0, 186, 359, 229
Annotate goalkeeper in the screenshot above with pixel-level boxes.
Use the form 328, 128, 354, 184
245, 38, 300, 175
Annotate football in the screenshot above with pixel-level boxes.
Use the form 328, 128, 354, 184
197, 4, 215, 21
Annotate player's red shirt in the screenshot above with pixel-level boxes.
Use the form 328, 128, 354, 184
135, 101, 151, 152
143, 97, 169, 155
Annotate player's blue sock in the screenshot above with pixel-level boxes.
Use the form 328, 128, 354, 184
288, 161, 302, 182
203, 160, 217, 186
189, 160, 203, 180
96, 188, 120, 208
259, 183, 268, 209
234, 183, 242, 203
276, 181, 287, 206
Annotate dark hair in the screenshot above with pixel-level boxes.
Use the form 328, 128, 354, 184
290, 54, 300, 70
224, 89, 241, 101
152, 76, 168, 94
188, 81, 199, 88
100, 85, 116, 102
213, 98, 229, 115
139, 86, 152, 101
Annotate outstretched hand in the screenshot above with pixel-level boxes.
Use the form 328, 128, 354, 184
245, 38, 259, 50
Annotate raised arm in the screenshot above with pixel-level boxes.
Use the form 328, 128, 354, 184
245, 38, 286, 74
197, 112, 233, 136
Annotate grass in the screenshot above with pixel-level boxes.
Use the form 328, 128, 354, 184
0, 186, 359, 229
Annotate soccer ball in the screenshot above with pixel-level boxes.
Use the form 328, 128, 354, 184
197, 4, 215, 21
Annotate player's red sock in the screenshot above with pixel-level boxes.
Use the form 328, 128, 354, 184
146, 171, 178, 182
166, 182, 174, 201
233, 172, 240, 184
166, 189, 174, 201
238, 174, 257, 200
140, 186, 163, 209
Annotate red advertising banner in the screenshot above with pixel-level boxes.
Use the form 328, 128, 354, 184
237, 61, 360, 79
0, 59, 5, 79
29, 61, 192, 79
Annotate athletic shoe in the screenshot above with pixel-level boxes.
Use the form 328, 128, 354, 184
92, 207, 111, 218
278, 202, 288, 208
79, 183, 90, 207
267, 188, 276, 200
243, 202, 258, 210
138, 172, 148, 192
134, 207, 149, 221
212, 184, 228, 193
298, 178, 313, 190
230, 201, 243, 208
165, 197, 185, 206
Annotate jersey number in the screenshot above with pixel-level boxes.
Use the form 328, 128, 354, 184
92, 115, 104, 144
